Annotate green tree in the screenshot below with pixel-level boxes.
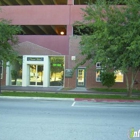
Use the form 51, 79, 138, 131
75, 0, 140, 96
0, 19, 22, 63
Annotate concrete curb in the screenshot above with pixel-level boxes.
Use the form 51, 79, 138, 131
75, 98, 140, 103
0, 96, 75, 101
1, 96, 140, 103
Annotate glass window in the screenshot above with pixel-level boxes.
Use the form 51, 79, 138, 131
95, 63, 124, 83
50, 56, 64, 86
96, 62, 101, 82
96, 62, 101, 68
96, 71, 101, 82
11, 57, 22, 85
115, 70, 124, 82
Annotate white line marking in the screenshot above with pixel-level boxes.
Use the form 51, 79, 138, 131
72, 104, 140, 108
71, 101, 76, 107
73, 105, 94, 108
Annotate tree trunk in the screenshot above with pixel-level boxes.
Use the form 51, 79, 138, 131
125, 73, 133, 97
127, 85, 133, 97
125, 74, 130, 96
125, 70, 138, 97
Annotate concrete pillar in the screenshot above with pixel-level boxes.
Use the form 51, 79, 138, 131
22, 56, 28, 86
67, 0, 74, 5
43, 56, 50, 87
67, 25, 73, 36
6, 62, 11, 86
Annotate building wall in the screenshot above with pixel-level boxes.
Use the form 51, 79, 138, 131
0, 3, 140, 90
67, 36, 140, 90
0, 6, 70, 25
0, 5, 85, 25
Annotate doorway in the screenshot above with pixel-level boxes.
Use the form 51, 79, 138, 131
76, 68, 86, 87
29, 65, 43, 86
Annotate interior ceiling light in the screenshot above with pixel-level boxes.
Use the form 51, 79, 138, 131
60, 31, 64, 35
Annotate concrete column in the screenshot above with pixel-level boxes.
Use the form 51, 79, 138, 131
67, 0, 74, 5
6, 62, 11, 86
43, 56, 50, 87
22, 56, 28, 86
67, 25, 73, 36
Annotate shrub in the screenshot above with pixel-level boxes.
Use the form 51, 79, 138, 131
100, 71, 116, 89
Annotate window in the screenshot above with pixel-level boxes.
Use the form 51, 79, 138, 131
0, 61, 3, 79
96, 62, 101, 82
10, 57, 22, 85
96, 62, 101, 68
115, 70, 124, 82
96, 71, 101, 82
95, 62, 124, 83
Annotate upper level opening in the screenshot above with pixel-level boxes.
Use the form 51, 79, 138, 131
74, 0, 126, 5
20, 25, 66, 35
74, 0, 96, 5
0, 0, 67, 5
73, 25, 94, 35
0, 0, 126, 5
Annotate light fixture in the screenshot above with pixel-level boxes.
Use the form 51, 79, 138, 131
60, 31, 64, 35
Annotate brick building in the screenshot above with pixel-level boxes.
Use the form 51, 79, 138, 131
0, 0, 139, 90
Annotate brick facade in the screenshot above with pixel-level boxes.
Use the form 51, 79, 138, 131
0, 1, 140, 90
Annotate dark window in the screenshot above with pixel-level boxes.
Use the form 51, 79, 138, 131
73, 26, 94, 35
19, 25, 66, 35
0, 0, 67, 5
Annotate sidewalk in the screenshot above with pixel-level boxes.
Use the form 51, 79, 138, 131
1, 86, 140, 104
1, 86, 139, 95
1, 86, 63, 92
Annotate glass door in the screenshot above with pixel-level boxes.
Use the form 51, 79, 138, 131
76, 68, 86, 87
29, 65, 43, 86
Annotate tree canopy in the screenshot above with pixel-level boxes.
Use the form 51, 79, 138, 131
0, 19, 22, 63
75, 0, 140, 96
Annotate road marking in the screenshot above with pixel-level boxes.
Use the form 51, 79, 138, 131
71, 101, 140, 108
71, 101, 76, 107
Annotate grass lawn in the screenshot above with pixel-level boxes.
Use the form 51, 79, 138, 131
0, 91, 140, 100
91, 88, 140, 93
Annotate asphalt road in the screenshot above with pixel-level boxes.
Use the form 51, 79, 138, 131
0, 98, 140, 140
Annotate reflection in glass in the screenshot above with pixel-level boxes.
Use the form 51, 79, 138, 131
115, 70, 123, 82
29, 65, 43, 85
50, 56, 64, 86
96, 71, 101, 82
11, 57, 22, 85
77, 69, 85, 86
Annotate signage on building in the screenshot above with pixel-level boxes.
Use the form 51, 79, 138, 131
65, 69, 73, 78
27, 57, 44, 61
53, 64, 61, 67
